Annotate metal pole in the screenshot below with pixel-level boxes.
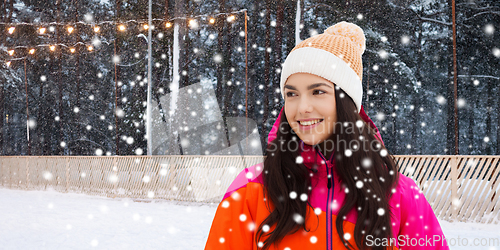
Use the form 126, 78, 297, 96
452, 0, 458, 155
146, 0, 153, 155
24, 57, 31, 155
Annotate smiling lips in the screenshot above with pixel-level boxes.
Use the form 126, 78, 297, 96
298, 119, 324, 130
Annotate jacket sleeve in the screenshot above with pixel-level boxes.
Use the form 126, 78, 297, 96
396, 176, 449, 249
205, 169, 262, 250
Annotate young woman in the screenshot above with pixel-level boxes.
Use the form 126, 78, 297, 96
205, 22, 449, 250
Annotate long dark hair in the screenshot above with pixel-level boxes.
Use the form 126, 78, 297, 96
257, 87, 400, 250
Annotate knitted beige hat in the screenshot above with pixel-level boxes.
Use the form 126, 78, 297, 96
280, 21, 366, 112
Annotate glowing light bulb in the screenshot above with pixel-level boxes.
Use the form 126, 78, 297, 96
209, 18, 215, 24
94, 26, 100, 33
49, 45, 56, 51
29, 49, 35, 55
118, 25, 126, 31
39, 27, 46, 34
87, 46, 94, 51
143, 24, 149, 30
70, 48, 76, 53
67, 26, 74, 34
8, 27, 15, 34
6, 61, 11, 67
189, 19, 198, 29
165, 22, 172, 28
8, 50, 14, 56
227, 15, 235, 22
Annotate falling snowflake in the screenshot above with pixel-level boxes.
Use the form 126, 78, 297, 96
344, 232, 352, 240
213, 54, 222, 63
484, 24, 495, 35
314, 208, 322, 215
362, 158, 372, 168
262, 224, 270, 232
43, 171, 53, 181
356, 180, 364, 189
484, 137, 490, 143
289, 191, 297, 199
401, 35, 410, 45
310, 236, 318, 244
295, 156, 304, 164
376, 112, 385, 121
300, 193, 308, 201
95, 149, 103, 156
234, 214, 247, 224
493, 48, 500, 58
345, 149, 352, 157
293, 213, 304, 224
135, 148, 143, 155
378, 208, 385, 216
380, 149, 388, 157
457, 98, 466, 108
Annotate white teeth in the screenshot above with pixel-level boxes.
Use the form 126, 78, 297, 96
299, 119, 321, 126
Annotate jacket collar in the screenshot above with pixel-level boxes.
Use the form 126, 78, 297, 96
299, 140, 335, 171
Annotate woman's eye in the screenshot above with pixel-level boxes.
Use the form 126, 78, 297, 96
286, 92, 296, 97
313, 90, 326, 95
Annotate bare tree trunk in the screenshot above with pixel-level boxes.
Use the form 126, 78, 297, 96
56, 0, 64, 155
273, 0, 284, 114
215, 0, 226, 113
114, 0, 122, 155
262, 0, 271, 134
446, 0, 458, 155
486, 79, 492, 154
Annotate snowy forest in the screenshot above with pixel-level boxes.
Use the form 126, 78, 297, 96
0, 0, 499, 156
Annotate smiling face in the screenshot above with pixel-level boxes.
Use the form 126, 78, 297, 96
284, 73, 337, 146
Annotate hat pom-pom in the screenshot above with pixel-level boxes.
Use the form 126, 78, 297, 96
325, 21, 366, 55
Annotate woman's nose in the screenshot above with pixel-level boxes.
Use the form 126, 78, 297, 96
298, 97, 313, 114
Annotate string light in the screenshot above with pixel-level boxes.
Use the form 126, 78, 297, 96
6, 61, 11, 67
1, 9, 247, 61
189, 19, 198, 29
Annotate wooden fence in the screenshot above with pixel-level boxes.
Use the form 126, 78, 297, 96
0, 155, 499, 224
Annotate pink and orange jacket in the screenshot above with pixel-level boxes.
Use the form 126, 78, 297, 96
205, 107, 449, 250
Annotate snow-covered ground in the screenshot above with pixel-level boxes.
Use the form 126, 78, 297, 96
1, 188, 499, 250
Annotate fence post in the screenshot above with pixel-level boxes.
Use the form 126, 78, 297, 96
450, 156, 458, 221
26, 157, 30, 190
66, 157, 70, 192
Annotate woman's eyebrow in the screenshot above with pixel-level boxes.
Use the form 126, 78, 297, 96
284, 83, 333, 90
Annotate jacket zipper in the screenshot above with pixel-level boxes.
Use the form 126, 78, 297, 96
318, 152, 333, 250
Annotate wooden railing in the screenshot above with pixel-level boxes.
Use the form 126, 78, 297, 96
0, 155, 499, 224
